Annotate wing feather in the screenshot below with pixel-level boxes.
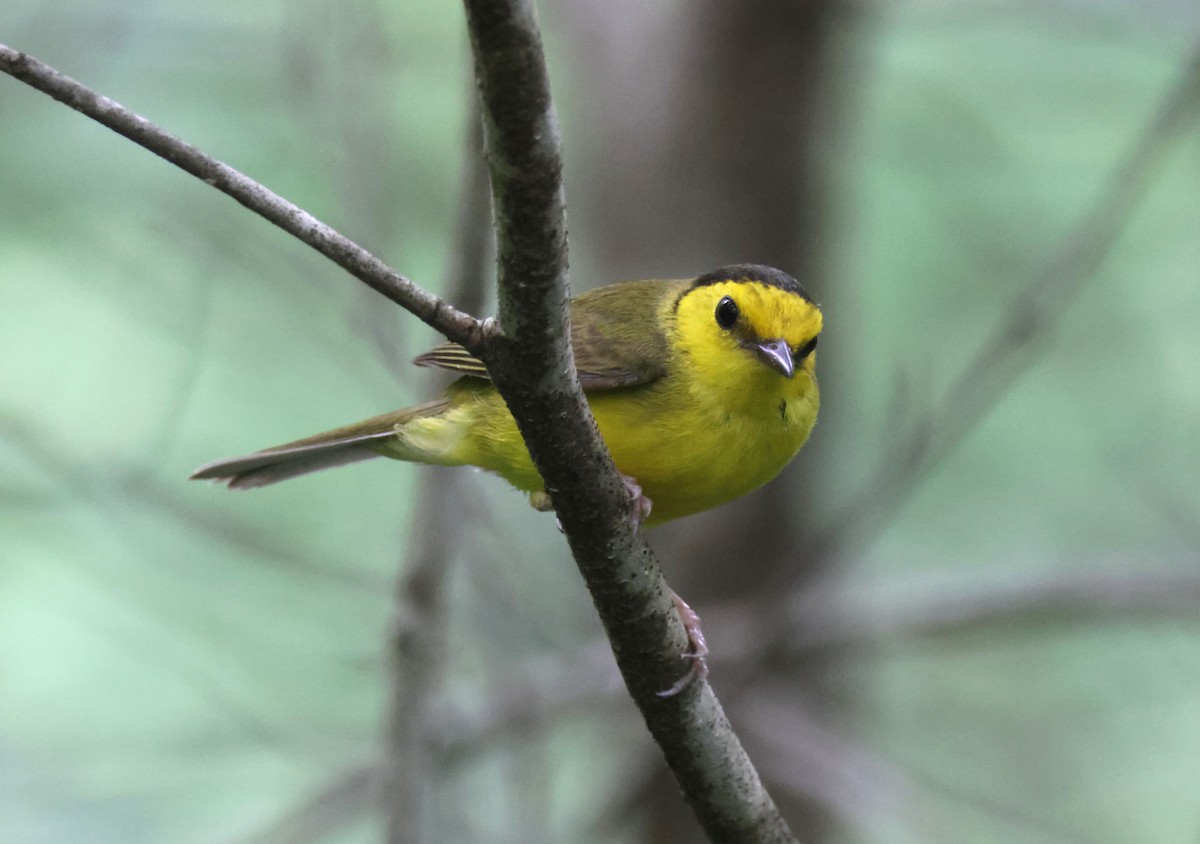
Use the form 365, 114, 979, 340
412, 278, 685, 391
413, 344, 490, 378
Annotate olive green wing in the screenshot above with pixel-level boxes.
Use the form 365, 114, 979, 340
413, 278, 685, 391
569, 278, 680, 389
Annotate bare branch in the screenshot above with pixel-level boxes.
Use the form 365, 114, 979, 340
0, 44, 484, 352
463, 1, 797, 840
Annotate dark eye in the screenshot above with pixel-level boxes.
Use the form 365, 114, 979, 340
715, 296, 739, 329
794, 335, 819, 362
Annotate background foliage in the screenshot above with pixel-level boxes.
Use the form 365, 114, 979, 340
3, 1, 1199, 842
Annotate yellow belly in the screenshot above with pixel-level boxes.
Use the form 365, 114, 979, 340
589, 376, 818, 523
406, 372, 818, 526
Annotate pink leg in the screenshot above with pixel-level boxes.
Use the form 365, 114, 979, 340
658, 591, 709, 697
620, 473, 653, 529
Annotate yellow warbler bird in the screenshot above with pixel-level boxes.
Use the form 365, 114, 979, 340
191, 264, 822, 526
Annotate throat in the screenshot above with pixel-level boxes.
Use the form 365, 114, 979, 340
709, 376, 800, 428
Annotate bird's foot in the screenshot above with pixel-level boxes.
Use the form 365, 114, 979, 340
532, 475, 651, 534
657, 591, 709, 698
620, 473, 653, 530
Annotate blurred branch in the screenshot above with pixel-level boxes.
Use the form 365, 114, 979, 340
234, 643, 620, 844
807, 40, 1200, 569
702, 564, 1200, 682
438, 110, 495, 319
382, 107, 492, 844
420, 564, 1200, 748
426, 561, 1200, 837
243, 554, 1200, 842
785, 566, 1200, 651
0, 44, 484, 353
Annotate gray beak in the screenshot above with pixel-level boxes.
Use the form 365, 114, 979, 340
749, 338, 794, 379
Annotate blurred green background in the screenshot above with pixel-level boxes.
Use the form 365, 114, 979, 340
3, 1, 1199, 842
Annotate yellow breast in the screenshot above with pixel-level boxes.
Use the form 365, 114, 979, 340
588, 362, 818, 524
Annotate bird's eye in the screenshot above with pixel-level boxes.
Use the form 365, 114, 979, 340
715, 296, 739, 329
794, 335, 819, 362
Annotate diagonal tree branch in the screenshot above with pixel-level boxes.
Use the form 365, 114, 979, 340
463, 1, 797, 840
0, 44, 484, 353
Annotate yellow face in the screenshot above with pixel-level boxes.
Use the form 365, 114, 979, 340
671, 276, 822, 412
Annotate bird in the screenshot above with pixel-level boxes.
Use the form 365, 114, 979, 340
191, 263, 822, 526
191, 263, 822, 694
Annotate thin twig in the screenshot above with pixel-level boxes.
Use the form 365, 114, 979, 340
0, 44, 484, 352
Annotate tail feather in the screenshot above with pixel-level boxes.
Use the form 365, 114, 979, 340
191, 399, 449, 489
190, 433, 393, 489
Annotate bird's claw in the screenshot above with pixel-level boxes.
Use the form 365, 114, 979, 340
620, 473, 653, 530
535, 476, 652, 533
657, 591, 709, 698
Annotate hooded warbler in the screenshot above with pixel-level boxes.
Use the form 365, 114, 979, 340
191, 264, 822, 525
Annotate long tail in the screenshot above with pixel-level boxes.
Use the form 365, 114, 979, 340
190, 400, 449, 490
